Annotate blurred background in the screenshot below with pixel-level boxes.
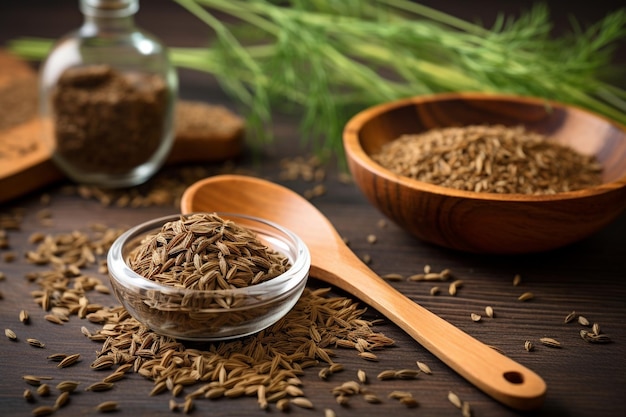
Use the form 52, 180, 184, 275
1, 0, 624, 101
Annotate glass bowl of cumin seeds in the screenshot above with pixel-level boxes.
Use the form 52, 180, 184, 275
107, 212, 310, 340
343, 93, 626, 254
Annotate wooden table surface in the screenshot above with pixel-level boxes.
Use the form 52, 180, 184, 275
1, 2, 625, 417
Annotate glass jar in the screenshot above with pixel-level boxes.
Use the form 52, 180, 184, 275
39, 0, 178, 187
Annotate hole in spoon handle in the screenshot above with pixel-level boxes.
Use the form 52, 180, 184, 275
503, 371, 524, 384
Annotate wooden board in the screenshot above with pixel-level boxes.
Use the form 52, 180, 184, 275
0, 51, 244, 204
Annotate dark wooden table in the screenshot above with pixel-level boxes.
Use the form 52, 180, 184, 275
1, 2, 625, 417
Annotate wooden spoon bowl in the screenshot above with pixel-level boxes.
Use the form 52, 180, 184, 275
343, 93, 626, 254
181, 175, 546, 410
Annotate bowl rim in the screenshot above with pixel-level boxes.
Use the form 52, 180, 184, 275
107, 212, 311, 302
343, 92, 626, 203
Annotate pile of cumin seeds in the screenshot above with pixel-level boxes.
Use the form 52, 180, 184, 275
81, 287, 394, 412
123, 212, 292, 334
372, 124, 603, 194
128, 213, 290, 290
19, 222, 395, 414
24, 225, 125, 321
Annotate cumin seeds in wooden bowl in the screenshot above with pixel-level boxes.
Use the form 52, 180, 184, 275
343, 93, 626, 253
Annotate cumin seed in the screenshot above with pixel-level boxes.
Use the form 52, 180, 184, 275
26, 338, 45, 348
539, 337, 561, 348
291, 397, 314, 409
517, 292, 534, 302
96, 401, 119, 413
5, 328, 17, 340
31, 405, 55, 417
57, 353, 81, 368
448, 391, 462, 408
416, 361, 432, 374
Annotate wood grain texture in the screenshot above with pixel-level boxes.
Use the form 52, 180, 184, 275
1, 2, 624, 417
343, 93, 626, 254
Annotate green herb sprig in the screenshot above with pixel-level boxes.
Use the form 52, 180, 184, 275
9, 0, 626, 156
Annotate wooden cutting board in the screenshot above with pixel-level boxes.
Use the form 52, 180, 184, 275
0, 51, 244, 204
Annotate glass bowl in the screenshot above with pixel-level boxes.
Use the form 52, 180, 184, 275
107, 213, 310, 341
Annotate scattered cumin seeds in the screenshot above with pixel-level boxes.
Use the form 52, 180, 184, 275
449, 279, 463, 296
381, 273, 403, 281
329, 363, 344, 374
183, 397, 194, 414
578, 315, 590, 326
54, 391, 70, 409
31, 405, 55, 417
485, 306, 494, 318
388, 391, 412, 400
580, 330, 612, 344
5, 328, 17, 340
400, 396, 419, 408
56, 381, 80, 392
394, 369, 421, 379
47, 353, 67, 362
94, 284, 110, 294
407, 273, 425, 281
357, 369, 367, 384
366, 234, 377, 244
257, 385, 268, 410
539, 337, 561, 348
518, 292, 534, 302
470, 313, 482, 322
363, 393, 382, 404
564, 310, 577, 323
23, 389, 34, 402
416, 361, 432, 374
377, 370, 396, 380
324, 408, 336, 417
277, 398, 290, 412
524, 340, 534, 352
169, 399, 179, 412
23, 375, 43, 386
318, 367, 331, 380
19, 309, 30, 324
358, 352, 379, 361
513, 274, 522, 286
57, 353, 81, 368
36, 383, 50, 397
85, 381, 114, 392
448, 391, 462, 408
430, 286, 440, 296
388, 391, 418, 408
27, 338, 45, 348
462, 401, 472, 417
592, 323, 601, 336
103, 371, 126, 383
291, 397, 314, 409
96, 401, 119, 413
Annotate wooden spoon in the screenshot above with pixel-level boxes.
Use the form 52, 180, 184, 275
180, 174, 547, 411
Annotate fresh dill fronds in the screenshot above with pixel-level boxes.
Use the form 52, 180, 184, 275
8, 0, 626, 156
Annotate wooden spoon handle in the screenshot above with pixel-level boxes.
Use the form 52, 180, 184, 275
313, 249, 546, 410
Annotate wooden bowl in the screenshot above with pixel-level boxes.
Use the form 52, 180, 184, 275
343, 93, 626, 254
